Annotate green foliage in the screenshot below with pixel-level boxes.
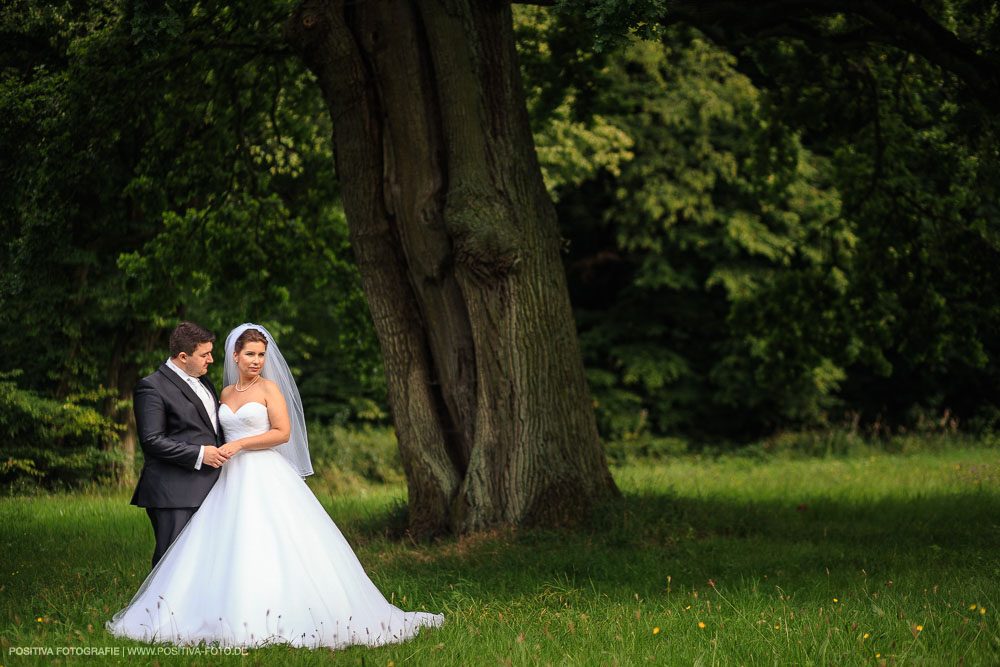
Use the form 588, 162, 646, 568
554, 0, 667, 52
741, 18, 1000, 429
600, 410, 988, 464
516, 6, 636, 197
0, 372, 123, 489
737, 412, 981, 461
524, 5, 1000, 444
602, 430, 689, 465
0, 0, 385, 431
306, 424, 404, 490
5, 0, 1000, 464
551, 28, 851, 441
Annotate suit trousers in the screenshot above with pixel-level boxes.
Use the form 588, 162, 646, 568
146, 507, 198, 568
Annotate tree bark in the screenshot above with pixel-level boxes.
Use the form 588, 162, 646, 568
104, 325, 152, 485
285, 0, 617, 535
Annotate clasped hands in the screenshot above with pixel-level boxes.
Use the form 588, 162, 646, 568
202, 440, 246, 468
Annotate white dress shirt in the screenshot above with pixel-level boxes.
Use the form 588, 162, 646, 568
166, 358, 217, 470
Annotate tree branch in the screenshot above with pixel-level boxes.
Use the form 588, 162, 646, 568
658, 0, 1000, 113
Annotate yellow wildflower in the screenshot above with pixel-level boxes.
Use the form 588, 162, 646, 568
981, 608, 986, 615
863, 633, 869, 639
833, 598, 838, 603
653, 627, 660, 635
970, 604, 977, 610
698, 622, 706, 629
916, 625, 923, 631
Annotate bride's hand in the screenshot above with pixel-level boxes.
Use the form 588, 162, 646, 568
219, 440, 243, 457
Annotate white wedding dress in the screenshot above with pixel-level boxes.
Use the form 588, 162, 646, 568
107, 401, 444, 648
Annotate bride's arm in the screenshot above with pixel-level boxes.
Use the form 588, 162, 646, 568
219, 382, 291, 456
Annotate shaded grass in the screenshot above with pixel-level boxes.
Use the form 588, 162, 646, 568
2, 446, 1000, 664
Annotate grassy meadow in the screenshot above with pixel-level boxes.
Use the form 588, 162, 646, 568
3, 440, 1000, 665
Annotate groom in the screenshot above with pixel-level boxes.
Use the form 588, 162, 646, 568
131, 321, 229, 567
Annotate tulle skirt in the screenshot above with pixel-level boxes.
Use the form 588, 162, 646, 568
106, 448, 443, 648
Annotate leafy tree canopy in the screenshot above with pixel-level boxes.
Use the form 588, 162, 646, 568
3, 0, 999, 491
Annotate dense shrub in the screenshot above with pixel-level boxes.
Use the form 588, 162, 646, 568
1, 372, 123, 490
305, 423, 404, 489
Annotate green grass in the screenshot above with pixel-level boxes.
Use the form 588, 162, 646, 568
3, 446, 1000, 665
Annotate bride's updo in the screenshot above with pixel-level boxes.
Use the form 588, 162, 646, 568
234, 327, 268, 352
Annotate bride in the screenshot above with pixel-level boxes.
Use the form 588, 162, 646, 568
107, 323, 444, 648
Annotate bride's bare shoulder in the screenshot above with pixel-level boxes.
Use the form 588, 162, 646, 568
260, 377, 282, 394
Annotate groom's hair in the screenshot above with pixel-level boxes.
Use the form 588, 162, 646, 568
169, 322, 216, 358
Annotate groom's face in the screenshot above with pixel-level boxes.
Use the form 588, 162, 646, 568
177, 342, 214, 377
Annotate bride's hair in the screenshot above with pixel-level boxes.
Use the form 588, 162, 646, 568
234, 328, 267, 352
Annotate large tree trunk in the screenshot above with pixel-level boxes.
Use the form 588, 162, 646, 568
286, 0, 617, 535
104, 326, 144, 485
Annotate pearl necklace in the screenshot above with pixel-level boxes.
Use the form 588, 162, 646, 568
235, 374, 261, 392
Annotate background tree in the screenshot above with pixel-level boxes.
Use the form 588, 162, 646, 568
535, 0, 1000, 443
285, 0, 618, 536
4, 0, 999, 535
549, 29, 850, 442
0, 0, 381, 483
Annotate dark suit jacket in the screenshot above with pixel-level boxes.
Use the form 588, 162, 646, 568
130, 363, 225, 508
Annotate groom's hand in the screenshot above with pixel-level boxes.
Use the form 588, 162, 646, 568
219, 441, 242, 458
202, 446, 230, 468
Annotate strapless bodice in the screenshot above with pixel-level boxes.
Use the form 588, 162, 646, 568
219, 402, 271, 441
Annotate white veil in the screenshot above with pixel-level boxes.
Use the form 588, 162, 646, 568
223, 323, 313, 477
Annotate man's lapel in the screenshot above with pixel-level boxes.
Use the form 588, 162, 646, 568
158, 364, 216, 433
